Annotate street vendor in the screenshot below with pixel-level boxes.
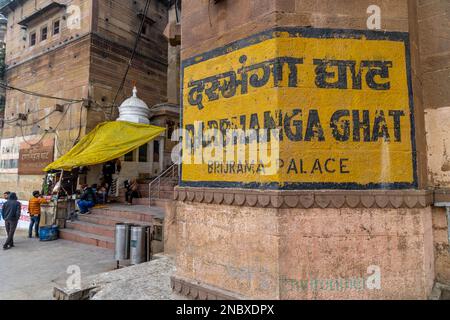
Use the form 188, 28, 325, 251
28, 191, 48, 239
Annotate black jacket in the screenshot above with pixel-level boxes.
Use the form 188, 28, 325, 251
2, 193, 21, 221
80, 188, 97, 203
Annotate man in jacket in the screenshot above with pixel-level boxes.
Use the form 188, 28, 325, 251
2, 193, 21, 250
77, 185, 97, 215
28, 191, 47, 238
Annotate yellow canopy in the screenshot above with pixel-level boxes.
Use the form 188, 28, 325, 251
45, 121, 166, 171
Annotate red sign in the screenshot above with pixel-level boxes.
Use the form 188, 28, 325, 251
18, 139, 55, 175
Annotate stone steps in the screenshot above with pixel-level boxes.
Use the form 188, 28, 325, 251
152, 198, 174, 209
77, 213, 153, 228
59, 229, 115, 250
66, 220, 115, 238
119, 188, 174, 199
60, 205, 165, 251
91, 207, 157, 224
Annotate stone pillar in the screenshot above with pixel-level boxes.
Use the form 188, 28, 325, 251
415, 0, 450, 285
171, 0, 441, 300
164, 3, 181, 105
159, 138, 165, 173
148, 141, 154, 176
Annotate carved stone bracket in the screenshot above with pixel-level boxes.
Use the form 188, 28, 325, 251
174, 187, 435, 209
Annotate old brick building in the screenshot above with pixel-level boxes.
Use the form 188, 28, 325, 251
0, 0, 171, 198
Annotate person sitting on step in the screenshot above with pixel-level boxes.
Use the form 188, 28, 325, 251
77, 185, 97, 214
124, 179, 139, 206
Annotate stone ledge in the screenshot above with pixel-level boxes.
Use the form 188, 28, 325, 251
174, 187, 435, 209
434, 189, 450, 204
171, 276, 247, 300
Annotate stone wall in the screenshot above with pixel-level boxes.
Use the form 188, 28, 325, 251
175, 201, 434, 299
0, 34, 90, 199
4, 0, 93, 66
90, 0, 168, 121
172, 0, 449, 299
419, 0, 450, 187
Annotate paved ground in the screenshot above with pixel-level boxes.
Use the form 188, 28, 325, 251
85, 254, 185, 300
0, 227, 116, 300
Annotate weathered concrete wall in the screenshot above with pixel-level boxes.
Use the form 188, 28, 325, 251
181, 0, 410, 60
163, 199, 178, 257
413, 0, 450, 285
279, 206, 434, 299
172, 0, 447, 299
176, 202, 434, 299
432, 207, 450, 284
417, 0, 450, 187
176, 202, 280, 299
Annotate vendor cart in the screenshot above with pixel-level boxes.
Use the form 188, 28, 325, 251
40, 199, 76, 229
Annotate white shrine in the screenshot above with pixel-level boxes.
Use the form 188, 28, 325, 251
108, 87, 179, 180
73, 86, 180, 188
117, 86, 151, 124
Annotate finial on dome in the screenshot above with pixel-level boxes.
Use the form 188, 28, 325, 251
132, 86, 138, 97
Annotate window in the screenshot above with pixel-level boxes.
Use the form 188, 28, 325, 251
29, 32, 36, 46
0, 159, 18, 169
139, 144, 148, 163
41, 26, 48, 41
53, 20, 60, 35
124, 151, 134, 162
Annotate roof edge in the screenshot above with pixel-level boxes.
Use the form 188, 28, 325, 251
0, 0, 19, 15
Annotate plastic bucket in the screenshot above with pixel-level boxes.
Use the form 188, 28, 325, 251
39, 225, 59, 242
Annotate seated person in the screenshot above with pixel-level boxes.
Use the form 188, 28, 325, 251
97, 183, 108, 205
76, 185, 97, 214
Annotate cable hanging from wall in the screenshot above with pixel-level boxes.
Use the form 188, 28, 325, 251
18, 101, 72, 147
0, 82, 84, 103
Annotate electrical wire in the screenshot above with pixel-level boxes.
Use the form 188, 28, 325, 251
0, 82, 84, 103
109, 0, 151, 120
17, 109, 58, 128
19, 102, 71, 147
70, 103, 84, 147
2, 101, 80, 128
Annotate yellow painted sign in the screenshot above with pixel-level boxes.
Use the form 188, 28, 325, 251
181, 28, 416, 190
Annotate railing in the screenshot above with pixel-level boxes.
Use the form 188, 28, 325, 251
148, 163, 179, 206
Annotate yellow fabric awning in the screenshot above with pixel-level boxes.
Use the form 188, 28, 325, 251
45, 121, 166, 171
